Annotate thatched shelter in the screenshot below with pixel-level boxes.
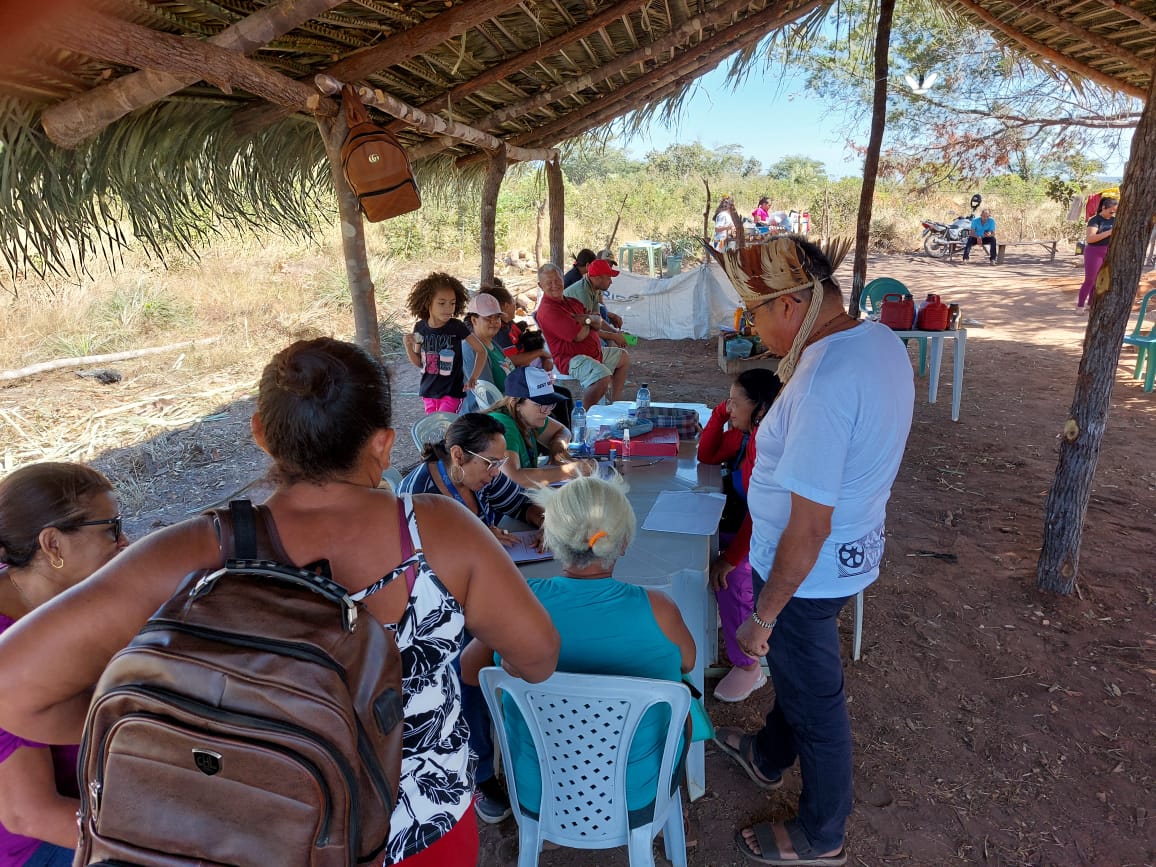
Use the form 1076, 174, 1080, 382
1, 0, 1154, 593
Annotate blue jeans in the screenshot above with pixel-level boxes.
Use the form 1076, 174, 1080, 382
750, 569, 851, 853
23, 843, 74, 867
453, 630, 495, 786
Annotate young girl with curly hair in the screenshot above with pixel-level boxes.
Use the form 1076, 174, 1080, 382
403, 272, 488, 414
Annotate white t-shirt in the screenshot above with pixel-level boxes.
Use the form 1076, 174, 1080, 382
748, 320, 915, 598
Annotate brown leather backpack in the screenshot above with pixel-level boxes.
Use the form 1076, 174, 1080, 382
75, 500, 407, 867
339, 84, 421, 222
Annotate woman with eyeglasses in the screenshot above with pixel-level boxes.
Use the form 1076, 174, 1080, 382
0, 462, 128, 867
397, 412, 544, 548
486, 367, 594, 487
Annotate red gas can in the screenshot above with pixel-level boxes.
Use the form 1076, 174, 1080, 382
917, 293, 950, 331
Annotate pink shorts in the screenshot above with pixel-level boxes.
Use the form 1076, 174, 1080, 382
394, 810, 478, 867
423, 396, 463, 414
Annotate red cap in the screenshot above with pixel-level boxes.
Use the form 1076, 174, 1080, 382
587, 259, 619, 278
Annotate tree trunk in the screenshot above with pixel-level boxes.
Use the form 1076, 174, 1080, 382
546, 156, 565, 267
1036, 72, 1156, 594
848, 0, 896, 318
318, 115, 379, 356
480, 145, 508, 288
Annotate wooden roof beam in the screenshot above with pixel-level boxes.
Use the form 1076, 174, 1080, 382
40, 0, 346, 148
951, 0, 1147, 97
315, 74, 557, 164
474, 0, 826, 158
482, 0, 775, 131
1089, 0, 1156, 35
408, 0, 654, 118
45, 9, 338, 117
236, 0, 524, 130
1004, 0, 1148, 70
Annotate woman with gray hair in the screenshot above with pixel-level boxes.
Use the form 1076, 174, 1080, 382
462, 474, 694, 824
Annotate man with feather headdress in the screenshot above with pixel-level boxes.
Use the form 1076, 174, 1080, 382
710, 236, 914, 866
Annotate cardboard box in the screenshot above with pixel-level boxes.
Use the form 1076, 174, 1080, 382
593, 426, 679, 457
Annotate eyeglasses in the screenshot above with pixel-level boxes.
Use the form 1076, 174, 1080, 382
466, 450, 509, 472
75, 515, 123, 541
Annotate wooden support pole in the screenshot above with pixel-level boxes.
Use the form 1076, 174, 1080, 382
1037, 68, 1156, 594
405, 0, 653, 122
479, 145, 508, 288
952, 0, 1147, 99
46, 9, 337, 118
237, 0, 523, 131
40, 0, 345, 148
546, 156, 565, 267
314, 76, 557, 164
317, 114, 380, 356
849, 0, 895, 319
481, 0, 765, 132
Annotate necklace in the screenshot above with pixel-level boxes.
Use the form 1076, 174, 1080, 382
805, 311, 855, 348
4, 571, 33, 610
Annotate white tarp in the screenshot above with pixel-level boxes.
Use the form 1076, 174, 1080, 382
599, 262, 742, 340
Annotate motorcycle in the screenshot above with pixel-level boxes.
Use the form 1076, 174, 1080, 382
921, 194, 983, 259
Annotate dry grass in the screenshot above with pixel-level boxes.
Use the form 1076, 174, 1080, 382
0, 226, 482, 477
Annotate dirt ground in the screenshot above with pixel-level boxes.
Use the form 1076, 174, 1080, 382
2, 250, 1152, 866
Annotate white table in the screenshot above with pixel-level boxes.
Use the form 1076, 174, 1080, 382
518, 441, 720, 801
893, 328, 967, 421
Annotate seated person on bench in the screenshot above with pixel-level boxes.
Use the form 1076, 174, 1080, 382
963, 209, 997, 264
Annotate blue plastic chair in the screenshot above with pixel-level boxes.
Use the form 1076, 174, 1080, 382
1123, 288, 1156, 392
479, 668, 689, 867
860, 277, 928, 376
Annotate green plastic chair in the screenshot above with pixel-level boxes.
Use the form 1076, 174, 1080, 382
1123, 288, 1156, 392
860, 278, 928, 376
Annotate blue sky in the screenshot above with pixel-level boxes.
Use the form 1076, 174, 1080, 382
616, 66, 864, 177
615, 64, 1132, 179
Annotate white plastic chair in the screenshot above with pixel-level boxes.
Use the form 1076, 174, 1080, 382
410, 411, 458, 452
479, 668, 689, 867
472, 379, 504, 410
379, 466, 404, 492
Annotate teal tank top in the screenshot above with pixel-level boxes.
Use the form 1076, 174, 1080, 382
496, 577, 685, 826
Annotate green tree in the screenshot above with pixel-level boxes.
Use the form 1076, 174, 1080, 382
767, 155, 828, 184
770, 0, 1139, 187
644, 142, 747, 177
561, 143, 643, 185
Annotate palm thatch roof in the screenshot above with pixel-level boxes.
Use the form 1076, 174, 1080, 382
0, 0, 1152, 276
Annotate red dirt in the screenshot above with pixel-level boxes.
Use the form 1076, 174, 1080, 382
478, 252, 1156, 866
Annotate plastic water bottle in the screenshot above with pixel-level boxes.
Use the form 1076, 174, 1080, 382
570, 401, 586, 455
636, 383, 651, 409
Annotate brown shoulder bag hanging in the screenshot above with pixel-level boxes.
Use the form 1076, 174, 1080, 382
339, 84, 421, 222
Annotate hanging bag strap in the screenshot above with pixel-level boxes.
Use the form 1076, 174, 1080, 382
342, 83, 371, 127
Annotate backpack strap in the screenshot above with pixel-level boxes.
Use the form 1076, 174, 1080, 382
229, 500, 258, 559
342, 83, 370, 127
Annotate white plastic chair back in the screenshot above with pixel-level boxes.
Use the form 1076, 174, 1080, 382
410, 411, 458, 452
379, 467, 404, 492
479, 668, 689, 867
472, 379, 504, 410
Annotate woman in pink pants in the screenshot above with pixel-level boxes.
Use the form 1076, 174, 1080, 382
1077, 197, 1118, 309
698, 369, 781, 702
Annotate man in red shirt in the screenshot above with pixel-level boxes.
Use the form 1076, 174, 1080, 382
535, 263, 630, 408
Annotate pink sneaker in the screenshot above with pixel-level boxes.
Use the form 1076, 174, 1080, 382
713, 665, 767, 703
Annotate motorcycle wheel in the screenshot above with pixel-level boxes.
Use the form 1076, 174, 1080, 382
924, 234, 951, 259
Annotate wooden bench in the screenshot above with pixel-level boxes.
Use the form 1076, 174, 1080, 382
995, 239, 1059, 264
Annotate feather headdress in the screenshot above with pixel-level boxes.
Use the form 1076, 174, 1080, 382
705, 235, 854, 382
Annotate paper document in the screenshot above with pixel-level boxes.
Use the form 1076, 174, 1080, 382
505, 529, 553, 565
641, 491, 726, 536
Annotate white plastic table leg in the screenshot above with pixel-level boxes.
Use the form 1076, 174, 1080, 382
952, 331, 967, 421
927, 334, 945, 404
